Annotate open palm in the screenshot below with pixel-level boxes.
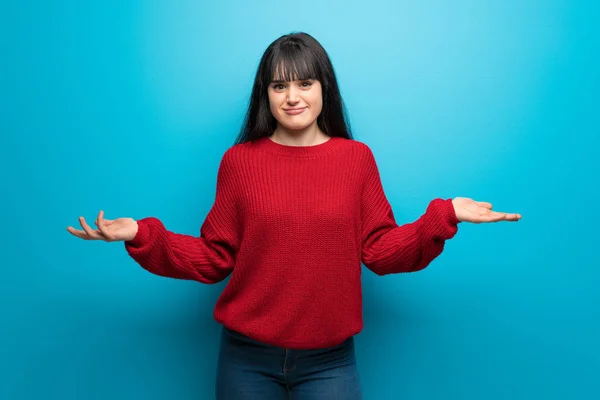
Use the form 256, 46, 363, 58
452, 197, 521, 223
66, 210, 138, 242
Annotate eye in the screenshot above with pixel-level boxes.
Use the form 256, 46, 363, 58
300, 81, 313, 88
272, 83, 285, 91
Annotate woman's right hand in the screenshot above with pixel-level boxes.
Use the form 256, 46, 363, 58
67, 210, 138, 242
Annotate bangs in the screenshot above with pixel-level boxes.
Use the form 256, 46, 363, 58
268, 45, 321, 82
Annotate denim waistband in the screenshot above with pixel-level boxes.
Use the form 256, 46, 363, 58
221, 326, 354, 352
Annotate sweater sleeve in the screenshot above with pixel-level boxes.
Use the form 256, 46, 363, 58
360, 146, 460, 276
124, 148, 241, 283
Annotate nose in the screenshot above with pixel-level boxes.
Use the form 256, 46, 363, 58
286, 86, 299, 104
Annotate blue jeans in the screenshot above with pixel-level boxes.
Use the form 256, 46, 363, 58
215, 326, 362, 399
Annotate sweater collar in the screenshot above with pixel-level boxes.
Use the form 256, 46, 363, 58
255, 135, 340, 158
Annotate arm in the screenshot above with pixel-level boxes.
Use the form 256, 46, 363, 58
124, 149, 241, 283
360, 146, 459, 276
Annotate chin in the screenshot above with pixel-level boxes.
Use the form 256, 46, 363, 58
280, 119, 317, 132
286, 125, 313, 132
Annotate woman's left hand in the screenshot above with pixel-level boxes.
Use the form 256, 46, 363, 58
452, 197, 522, 223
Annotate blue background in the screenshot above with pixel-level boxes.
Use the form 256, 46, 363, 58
2, 0, 598, 399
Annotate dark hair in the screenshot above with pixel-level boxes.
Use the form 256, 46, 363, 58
234, 32, 353, 145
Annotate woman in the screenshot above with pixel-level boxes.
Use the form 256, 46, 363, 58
67, 32, 521, 399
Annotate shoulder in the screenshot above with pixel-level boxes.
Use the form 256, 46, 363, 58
218, 141, 247, 166
346, 138, 373, 153
221, 138, 264, 160
340, 138, 377, 165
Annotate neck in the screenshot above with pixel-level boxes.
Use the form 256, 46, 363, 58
270, 122, 329, 147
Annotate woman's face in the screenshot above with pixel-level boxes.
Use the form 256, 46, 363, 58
268, 78, 323, 131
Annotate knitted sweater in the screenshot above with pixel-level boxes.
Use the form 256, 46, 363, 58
125, 136, 460, 349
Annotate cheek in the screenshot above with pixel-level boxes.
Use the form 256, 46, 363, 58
307, 85, 323, 113
310, 93, 323, 115
268, 93, 280, 113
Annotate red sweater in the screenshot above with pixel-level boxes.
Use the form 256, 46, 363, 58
125, 136, 460, 349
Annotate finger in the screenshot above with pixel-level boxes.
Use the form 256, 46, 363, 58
475, 201, 493, 210
96, 210, 112, 239
67, 226, 91, 239
502, 213, 522, 221
469, 211, 502, 223
67, 225, 102, 240
487, 212, 521, 222
96, 217, 114, 226
79, 217, 105, 240
96, 210, 104, 232
95, 210, 103, 228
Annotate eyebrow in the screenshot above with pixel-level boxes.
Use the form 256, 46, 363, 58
270, 78, 314, 84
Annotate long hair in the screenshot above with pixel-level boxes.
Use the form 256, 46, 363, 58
234, 32, 353, 145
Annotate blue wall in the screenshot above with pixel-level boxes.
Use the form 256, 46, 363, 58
2, 1, 598, 399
